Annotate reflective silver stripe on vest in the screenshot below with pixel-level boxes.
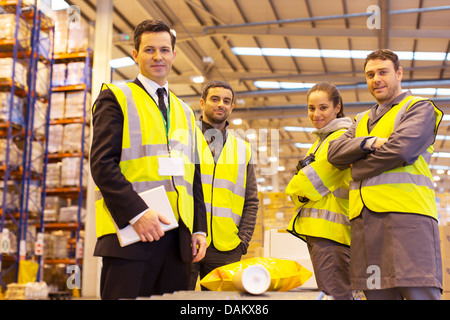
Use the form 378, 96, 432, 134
94, 179, 191, 201
212, 206, 242, 225
121, 144, 168, 161
349, 180, 361, 191
393, 96, 415, 130
175, 98, 195, 163
301, 207, 350, 226
171, 97, 195, 193
302, 165, 330, 197
333, 187, 349, 199
115, 83, 142, 158
214, 178, 246, 198
362, 171, 434, 189
421, 149, 432, 164
205, 137, 248, 226
201, 173, 213, 186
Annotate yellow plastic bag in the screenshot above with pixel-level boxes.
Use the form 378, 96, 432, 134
18, 260, 39, 284
200, 257, 312, 292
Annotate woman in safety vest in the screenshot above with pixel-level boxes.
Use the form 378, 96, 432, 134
285, 82, 353, 300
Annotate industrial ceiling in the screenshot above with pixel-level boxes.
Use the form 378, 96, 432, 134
66, 0, 450, 193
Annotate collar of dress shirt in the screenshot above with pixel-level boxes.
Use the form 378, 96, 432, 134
137, 73, 169, 104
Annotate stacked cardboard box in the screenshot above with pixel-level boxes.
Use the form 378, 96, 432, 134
243, 192, 296, 259
0, 58, 27, 89
260, 192, 296, 231
0, 92, 25, 126
52, 64, 67, 87
48, 124, 64, 154
50, 92, 65, 119
0, 14, 30, 49
52, 9, 91, 54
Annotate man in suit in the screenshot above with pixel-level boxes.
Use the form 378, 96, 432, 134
90, 19, 207, 300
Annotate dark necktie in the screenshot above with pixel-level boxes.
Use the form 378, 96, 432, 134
156, 87, 167, 121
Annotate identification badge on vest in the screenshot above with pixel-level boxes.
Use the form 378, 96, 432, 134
158, 156, 185, 176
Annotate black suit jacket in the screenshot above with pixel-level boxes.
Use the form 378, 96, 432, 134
90, 78, 206, 262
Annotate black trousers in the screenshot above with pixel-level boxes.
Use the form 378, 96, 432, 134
100, 231, 190, 300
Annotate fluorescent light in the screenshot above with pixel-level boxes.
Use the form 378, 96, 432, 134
437, 89, 450, 96
232, 118, 242, 125
414, 52, 447, 61
110, 57, 135, 68
190, 75, 205, 83
430, 165, 450, 170
435, 135, 450, 140
232, 47, 450, 62
254, 81, 315, 89
408, 88, 450, 96
295, 143, 314, 149
409, 88, 439, 96
247, 133, 257, 140
231, 47, 263, 55
284, 126, 315, 132
432, 152, 450, 158
262, 48, 292, 56
258, 146, 267, 152
52, 0, 69, 10
254, 81, 281, 89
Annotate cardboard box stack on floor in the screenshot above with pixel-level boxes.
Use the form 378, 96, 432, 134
243, 192, 297, 259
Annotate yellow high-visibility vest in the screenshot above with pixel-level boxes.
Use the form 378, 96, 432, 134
286, 129, 351, 246
94, 82, 196, 238
349, 95, 443, 220
197, 127, 251, 251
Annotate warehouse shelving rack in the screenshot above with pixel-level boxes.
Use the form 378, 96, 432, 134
0, 0, 54, 289
42, 48, 92, 287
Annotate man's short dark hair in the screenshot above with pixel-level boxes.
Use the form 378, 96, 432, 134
133, 19, 176, 52
201, 80, 235, 103
364, 49, 401, 71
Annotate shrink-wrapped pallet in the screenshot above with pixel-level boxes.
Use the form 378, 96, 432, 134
51, 64, 67, 87
0, 92, 24, 126
66, 61, 86, 85
50, 92, 65, 119
46, 162, 61, 188
0, 58, 27, 89
48, 124, 64, 153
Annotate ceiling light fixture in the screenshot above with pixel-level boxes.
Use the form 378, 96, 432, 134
110, 57, 135, 68
231, 47, 450, 62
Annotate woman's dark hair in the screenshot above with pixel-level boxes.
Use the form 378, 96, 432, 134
133, 19, 176, 52
306, 82, 345, 118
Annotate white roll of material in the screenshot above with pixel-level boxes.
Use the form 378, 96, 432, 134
232, 264, 271, 295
